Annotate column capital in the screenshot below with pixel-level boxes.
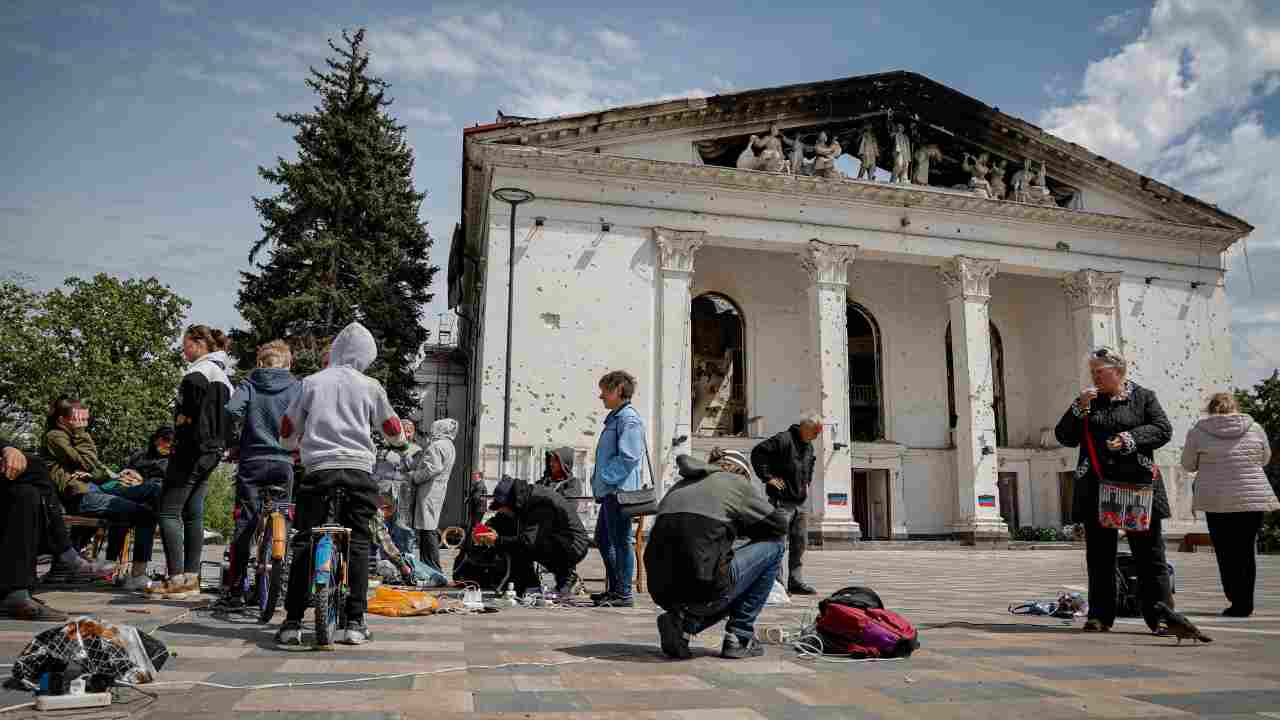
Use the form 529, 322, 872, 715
938, 256, 998, 301
800, 239, 857, 287
1061, 269, 1122, 311
654, 227, 706, 274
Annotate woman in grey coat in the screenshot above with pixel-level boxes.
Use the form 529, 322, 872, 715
1184, 392, 1278, 617
410, 419, 458, 572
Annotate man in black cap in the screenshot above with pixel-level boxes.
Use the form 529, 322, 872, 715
474, 476, 590, 596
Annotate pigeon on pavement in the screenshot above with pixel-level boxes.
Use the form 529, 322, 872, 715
1154, 601, 1212, 645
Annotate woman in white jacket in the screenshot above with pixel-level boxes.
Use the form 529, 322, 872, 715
1183, 393, 1278, 617
410, 419, 457, 573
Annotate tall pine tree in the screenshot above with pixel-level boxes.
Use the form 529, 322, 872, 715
233, 28, 435, 410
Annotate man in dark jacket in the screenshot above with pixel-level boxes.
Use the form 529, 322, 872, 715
646, 449, 789, 660
216, 339, 302, 610
124, 426, 174, 485
476, 476, 590, 596
0, 445, 105, 620
750, 415, 822, 595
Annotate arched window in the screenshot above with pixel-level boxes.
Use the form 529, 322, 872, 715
847, 302, 884, 442
945, 322, 1008, 447
691, 292, 747, 436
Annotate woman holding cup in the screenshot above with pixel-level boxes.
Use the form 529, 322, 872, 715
1054, 347, 1174, 633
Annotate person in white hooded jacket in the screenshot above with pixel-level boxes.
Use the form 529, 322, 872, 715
1183, 392, 1278, 617
408, 418, 458, 572
274, 322, 408, 647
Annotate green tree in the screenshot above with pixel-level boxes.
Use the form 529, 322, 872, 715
1236, 370, 1280, 492
233, 28, 436, 410
0, 274, 189, 464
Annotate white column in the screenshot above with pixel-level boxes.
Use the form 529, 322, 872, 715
939, 256, 1008, 543
1061, 270, 1122, 387
653, 228, 704, 496
800, 240, 861, 542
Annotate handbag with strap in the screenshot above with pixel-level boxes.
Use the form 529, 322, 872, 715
1083, 415, 1154, 532
612, 419, 659, 518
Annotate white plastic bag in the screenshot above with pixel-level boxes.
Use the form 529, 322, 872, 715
766, 579, 791, 606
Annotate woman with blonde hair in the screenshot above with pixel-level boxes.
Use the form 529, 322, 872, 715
1184, 392, 1278, 617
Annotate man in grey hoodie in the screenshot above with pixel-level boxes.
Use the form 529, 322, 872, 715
215, 340, 302, 611
274, 323, 409, 647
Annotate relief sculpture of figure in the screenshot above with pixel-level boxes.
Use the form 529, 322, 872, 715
962, 152, 992, 197
1010, 158, 1032, 202
890, 123, 912, 183
988, 159, 1008, 200
812, 131, 843, 179
912, 143, 942, 186
783, 133, 815, 176
855, 124, 879, 180
736, 123, 789, 173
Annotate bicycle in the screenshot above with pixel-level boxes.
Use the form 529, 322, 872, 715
306, 488, 353, 649
250, 484, 295, 624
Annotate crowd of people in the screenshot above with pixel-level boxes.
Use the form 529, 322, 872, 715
1, 341, 1276, 661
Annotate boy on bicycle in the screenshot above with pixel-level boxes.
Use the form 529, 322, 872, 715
216, 339, 301, 611
274, 323, 409, 647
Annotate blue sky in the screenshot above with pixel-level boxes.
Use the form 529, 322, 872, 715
3, 0, 1279, 386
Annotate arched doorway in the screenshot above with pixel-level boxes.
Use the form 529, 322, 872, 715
945, 322, 1008, 447
691, 292, 747, 436
847, 302, 884, 441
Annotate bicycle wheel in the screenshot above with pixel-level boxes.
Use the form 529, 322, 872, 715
312, 534, 341, 649
256, 522, 289, 624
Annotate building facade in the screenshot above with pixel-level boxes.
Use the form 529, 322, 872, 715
448, 71, 1250, 543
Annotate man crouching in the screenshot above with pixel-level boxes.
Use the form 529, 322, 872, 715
644, 449, 789, 659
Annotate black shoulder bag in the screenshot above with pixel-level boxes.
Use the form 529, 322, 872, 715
615, 423, 658, 518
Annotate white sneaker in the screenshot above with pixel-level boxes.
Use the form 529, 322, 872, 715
122, 575, 152, 592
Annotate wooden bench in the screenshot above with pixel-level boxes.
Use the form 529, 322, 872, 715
1178, 532, 1213, 553
60, 515, 134, 581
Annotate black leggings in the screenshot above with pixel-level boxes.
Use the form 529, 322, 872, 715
1085, 515, 1172, 629
1206, 511, 1264, 614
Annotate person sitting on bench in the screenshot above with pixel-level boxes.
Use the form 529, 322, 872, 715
474, 476, 589, 596
1, 445, 113, 620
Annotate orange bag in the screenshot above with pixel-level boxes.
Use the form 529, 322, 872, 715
366, 584, 441, 617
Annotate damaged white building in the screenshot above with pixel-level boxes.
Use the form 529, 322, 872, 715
444, 71, 1251, 544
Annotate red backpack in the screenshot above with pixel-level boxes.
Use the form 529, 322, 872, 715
815, 586, 920, 658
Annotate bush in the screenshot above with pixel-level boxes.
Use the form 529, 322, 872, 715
203, 463, 236, 540
1011, 526, 1075, 542
1261, 511, 1280, 555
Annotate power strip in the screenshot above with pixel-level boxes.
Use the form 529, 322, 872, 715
35, 692, 112, 711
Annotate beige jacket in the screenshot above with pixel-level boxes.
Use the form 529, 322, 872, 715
1182, 414, 1278, 514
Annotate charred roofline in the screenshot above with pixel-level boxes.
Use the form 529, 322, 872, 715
459, 70, 1251, 235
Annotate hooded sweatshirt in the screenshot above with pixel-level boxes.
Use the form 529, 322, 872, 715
540, 446, 581, 497
644, 455, 790, 611
174, 351, 235, 463
1183, 413, 1278, 514
281, 322, 407, 475
227, 367, 302, 464
493, 476, 590, 561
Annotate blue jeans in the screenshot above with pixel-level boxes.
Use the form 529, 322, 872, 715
594, 495, 635, 598
71, 491, 156, 565
159, 453, 218, 576
681, 538, 784, 642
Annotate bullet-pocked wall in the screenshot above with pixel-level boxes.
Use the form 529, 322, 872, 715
476, 213, 658, 485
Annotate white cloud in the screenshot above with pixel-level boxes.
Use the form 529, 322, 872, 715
1043, 0, 1280, 386
159, 0, 196, 16
593, 28, 637, 55
1096, 8, 1140, 35
403, 106, 454, 127
178, 65, 267, 94
658, 20, 689, 39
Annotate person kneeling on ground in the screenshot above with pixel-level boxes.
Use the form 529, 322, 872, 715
1, 446, 111, 620
273, 322, 409, 648
475, 476, 590, 596
645, 449, 790, 660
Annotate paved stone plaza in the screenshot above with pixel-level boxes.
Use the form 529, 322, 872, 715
3, 547, 1278, 719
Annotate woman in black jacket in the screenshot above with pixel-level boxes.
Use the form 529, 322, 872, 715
1055, 347, 1174, 633
147, 326, 233, 600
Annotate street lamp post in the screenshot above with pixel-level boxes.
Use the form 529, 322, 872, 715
491, 187, 535, 478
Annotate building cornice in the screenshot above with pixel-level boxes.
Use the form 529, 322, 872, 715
465, 142, 1242, 250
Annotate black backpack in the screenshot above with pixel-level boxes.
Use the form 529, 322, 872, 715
1115, 552, 1176, 617
819, 586, 885, 613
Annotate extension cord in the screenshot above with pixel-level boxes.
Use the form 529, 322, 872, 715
35, 692, 111, 711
